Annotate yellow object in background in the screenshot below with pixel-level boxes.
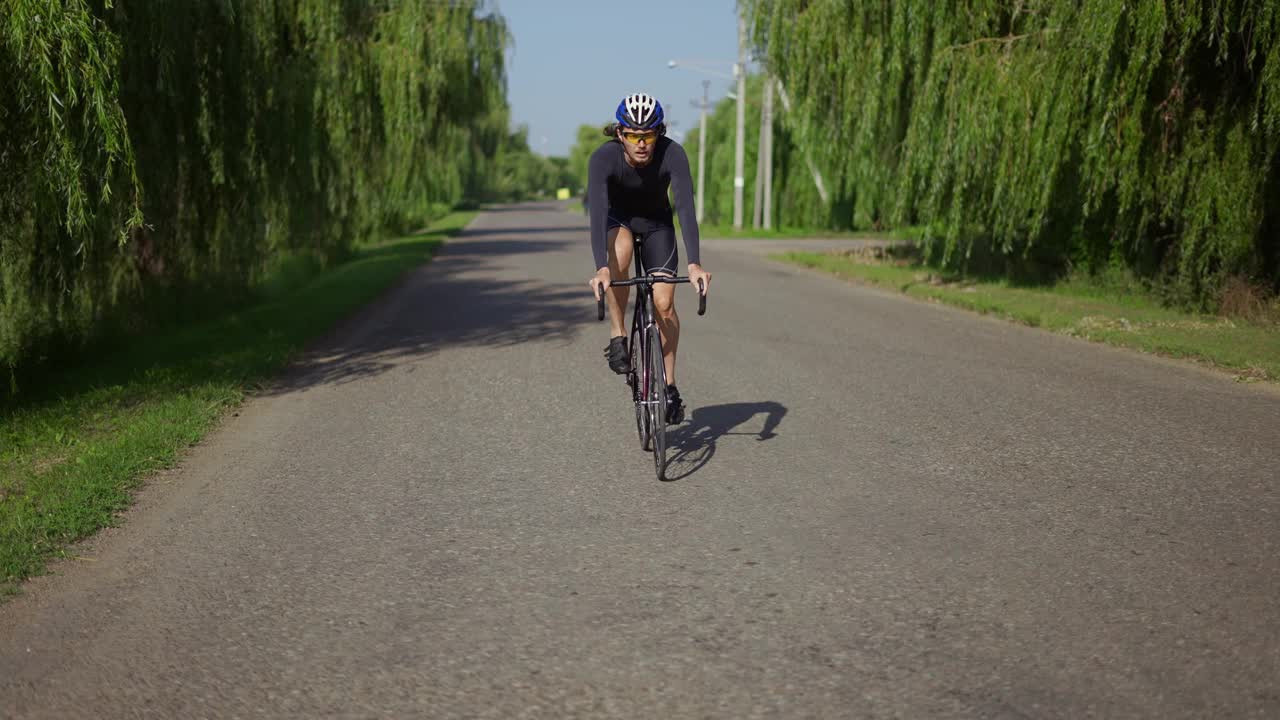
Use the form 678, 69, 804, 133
556, 187, 571, 200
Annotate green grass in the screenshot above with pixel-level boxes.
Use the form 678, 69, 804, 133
777, 250, 1280, 383
0, 212, 474, 594
700, 223, 925, 241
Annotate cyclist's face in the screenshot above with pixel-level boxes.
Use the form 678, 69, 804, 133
619, 128, 658, 166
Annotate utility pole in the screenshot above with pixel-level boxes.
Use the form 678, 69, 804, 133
696, 80, 709, 224
762, 74, 774, 229
753, 89, 765, 229
667, 62, 726, 224
754, 73, 776, 229
733, 11, 746, 230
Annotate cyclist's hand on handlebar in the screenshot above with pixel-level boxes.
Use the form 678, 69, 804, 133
589, 267, 612, 301
688, 264, 711, 295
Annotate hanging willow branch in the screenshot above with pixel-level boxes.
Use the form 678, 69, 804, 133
742, 0, 1280, 308
943, 28, 1059, 52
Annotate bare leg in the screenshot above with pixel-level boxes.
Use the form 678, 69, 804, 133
651, 277, 680, 385
605, 227, 633, 339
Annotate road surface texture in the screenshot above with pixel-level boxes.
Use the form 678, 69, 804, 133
3, 202, 1278, 718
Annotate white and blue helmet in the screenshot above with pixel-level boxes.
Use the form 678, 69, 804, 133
615, 93, 665, 129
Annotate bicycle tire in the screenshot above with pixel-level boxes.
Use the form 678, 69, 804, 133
630, 324, 649, 451
648, 322, 668, 480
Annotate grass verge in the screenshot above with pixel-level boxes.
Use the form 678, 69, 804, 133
777, 250, 1280, 383
701, 224, 925, 241
0, 212, 474, 595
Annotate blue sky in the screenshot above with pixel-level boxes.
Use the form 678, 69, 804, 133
494, 0, 745, 156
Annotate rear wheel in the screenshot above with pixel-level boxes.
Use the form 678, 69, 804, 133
647, 323, 668, 480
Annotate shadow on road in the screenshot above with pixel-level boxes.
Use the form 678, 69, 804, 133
262, 226, 593, 396
662, 401, 788, 481
453, 226, 585, 237
4, 207, 595, 417
477, 201, 573, 214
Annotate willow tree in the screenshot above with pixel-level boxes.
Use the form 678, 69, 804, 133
1, 0, 515, 375
568, 124, 605, 192
1, 0, 142, 371
744, 0, 1280, 306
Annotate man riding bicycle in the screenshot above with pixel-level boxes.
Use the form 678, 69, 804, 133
587, 93, 711, 424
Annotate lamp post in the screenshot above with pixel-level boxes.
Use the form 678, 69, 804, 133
667, 50, 745, 229
761, 75, 773, 229
733, 12, 747, 230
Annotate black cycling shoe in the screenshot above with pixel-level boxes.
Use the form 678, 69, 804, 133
604, 336, 629, 374
665, 384, 686, 424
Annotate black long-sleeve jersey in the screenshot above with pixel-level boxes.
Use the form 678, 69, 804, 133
587, 137, 701, 270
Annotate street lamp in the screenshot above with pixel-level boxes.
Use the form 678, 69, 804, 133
667, 59, 734, 79
674, 78, 712, 224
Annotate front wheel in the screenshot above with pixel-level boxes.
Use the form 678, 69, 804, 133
647, 323, 668, 480
630, 326, 649, 451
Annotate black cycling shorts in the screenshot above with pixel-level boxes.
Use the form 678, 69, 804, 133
606, 212, 678, 275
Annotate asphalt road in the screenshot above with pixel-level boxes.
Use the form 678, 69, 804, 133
3, 202, 1279, 718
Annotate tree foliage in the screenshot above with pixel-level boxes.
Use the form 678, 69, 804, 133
679, 75, 832, 230
482, 126, 570, 202
567, 124, 605, 195
1, 0, 142, 372
744, 0, 1280, 306
0, 0, 536, 372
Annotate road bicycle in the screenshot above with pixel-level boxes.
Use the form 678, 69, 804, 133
595, 241, 706, 480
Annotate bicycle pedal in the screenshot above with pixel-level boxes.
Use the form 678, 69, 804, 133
669, 405, 686, 424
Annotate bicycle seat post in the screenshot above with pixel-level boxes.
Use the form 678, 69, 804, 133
633, 235, 645, 280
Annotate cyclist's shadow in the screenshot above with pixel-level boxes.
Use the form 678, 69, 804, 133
663, 401, 787, 481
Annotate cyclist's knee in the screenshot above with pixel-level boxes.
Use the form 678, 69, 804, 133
608, 228, 633, 267
654, 294, 676, 317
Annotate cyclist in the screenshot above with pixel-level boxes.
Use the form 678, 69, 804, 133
587, 93, 711, 424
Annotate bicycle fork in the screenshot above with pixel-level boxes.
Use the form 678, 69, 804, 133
628, 319, 660, 411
